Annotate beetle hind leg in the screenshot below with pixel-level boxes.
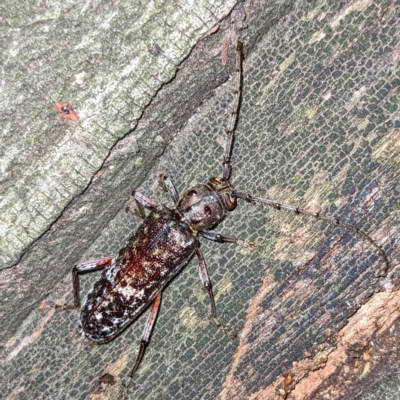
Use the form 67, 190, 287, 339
124, 293, 162, 398
129, 293, 162, 377
55, 257, 114, 310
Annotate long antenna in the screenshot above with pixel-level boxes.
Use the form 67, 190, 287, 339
222, 41, 243, 181
233, 191, 390, 273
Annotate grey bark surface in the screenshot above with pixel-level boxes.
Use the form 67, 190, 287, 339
1, 1, 400, 400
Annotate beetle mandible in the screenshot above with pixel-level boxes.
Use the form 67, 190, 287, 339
59, 41, 389, 389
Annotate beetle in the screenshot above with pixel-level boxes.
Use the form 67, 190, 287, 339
59, 41, 389, 391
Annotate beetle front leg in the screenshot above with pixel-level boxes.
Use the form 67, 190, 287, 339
199, 231, 238, 243
158, 174, 179, 203
56, 257, 114, 310
126, 198, 147, 220
126, 191, 159, 219
200, 230, 261, 250
132, 191, 158, 209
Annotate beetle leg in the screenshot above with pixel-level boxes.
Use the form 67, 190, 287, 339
126, 198, 146, 220
132, 191, 158, 210
56, 257, 114, 310
199, 230, 238, 243
159, 174, 179, 203
195, 248, 236, 340
200, 230, 261, 250
129, 293, 162, 377
195, 248, 216, 318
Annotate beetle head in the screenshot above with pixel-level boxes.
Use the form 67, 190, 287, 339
176, 179, 236, 231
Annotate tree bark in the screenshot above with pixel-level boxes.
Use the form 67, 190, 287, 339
1, 0, 399, 399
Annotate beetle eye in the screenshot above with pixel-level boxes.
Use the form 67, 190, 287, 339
187, 190, 197, 197
204, 206, 211, 216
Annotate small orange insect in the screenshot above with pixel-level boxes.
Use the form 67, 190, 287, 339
55, 102, 79, 121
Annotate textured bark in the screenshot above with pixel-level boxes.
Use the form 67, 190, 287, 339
1, 0, 400, 400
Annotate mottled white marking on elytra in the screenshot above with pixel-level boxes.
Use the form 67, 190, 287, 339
100, 326, 112, 334
117, 285, 135, 298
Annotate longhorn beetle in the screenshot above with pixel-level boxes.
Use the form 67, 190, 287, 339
59, 41, 389, 393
